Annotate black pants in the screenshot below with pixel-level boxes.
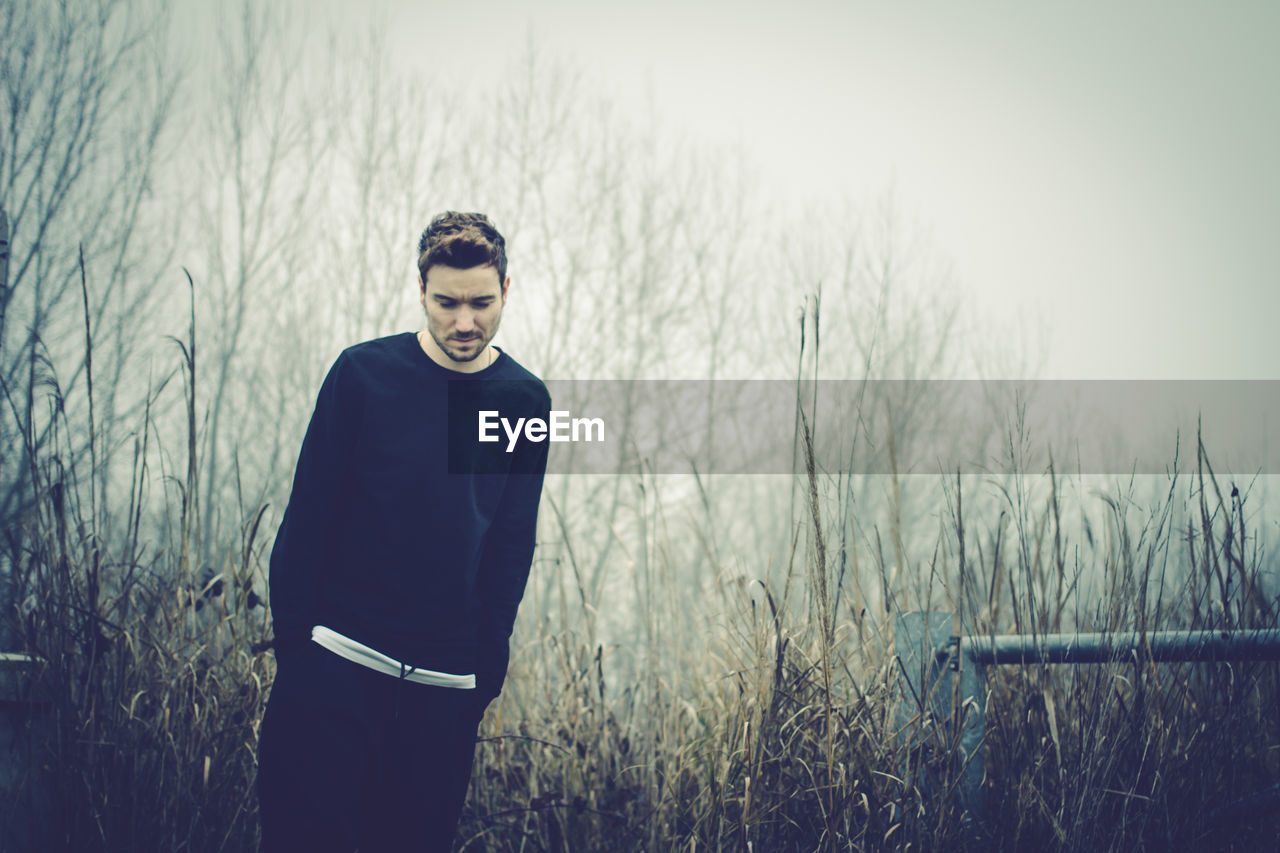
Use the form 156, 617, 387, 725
258, 640, 484, 852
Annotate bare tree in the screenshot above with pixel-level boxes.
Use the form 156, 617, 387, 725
0, 0, 180, 533
315, 23, 468, 347
189, 1, 334, 559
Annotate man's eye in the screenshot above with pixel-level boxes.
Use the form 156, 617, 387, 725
438, 301, 457, 309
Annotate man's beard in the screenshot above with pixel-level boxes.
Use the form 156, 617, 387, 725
429, 328, 488, 363
444, 341, 482, 362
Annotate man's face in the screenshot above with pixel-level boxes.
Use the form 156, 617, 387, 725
419, 264, 509, 364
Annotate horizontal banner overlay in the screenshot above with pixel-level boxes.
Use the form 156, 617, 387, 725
446, 380, 1280, 475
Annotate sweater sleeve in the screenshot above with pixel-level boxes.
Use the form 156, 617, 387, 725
268, 352, 357, 647
473, 392, 551, 701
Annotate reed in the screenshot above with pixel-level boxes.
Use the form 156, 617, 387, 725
3, 282, 1276, 851
3, 271, 272, 852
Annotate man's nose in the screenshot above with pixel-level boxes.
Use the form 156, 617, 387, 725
456, 309, 475, 333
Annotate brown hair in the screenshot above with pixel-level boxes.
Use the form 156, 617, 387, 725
416, 211, 508, 284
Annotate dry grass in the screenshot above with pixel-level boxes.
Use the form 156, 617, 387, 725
2, 284, 1277, 851
2, 273, 272, 851
455, 431, 1278, 851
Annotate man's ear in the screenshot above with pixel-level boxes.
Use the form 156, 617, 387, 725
501, 276, 511, 303
418, 273, 426, 296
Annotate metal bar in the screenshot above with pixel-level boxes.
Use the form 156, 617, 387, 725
956, 646, 985, 826
925, 622, 1280, 837
941, 629, 1280, 666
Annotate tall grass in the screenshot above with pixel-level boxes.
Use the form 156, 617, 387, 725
2, 271, 271, 851
459, 444, 1278, 852
2, 280, 1277, 851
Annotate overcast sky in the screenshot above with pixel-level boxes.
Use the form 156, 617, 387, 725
182, 0, 1278, 380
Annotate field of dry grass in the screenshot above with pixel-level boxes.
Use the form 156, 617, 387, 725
3, 318, 1277, 852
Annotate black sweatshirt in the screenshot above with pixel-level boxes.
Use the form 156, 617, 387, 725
268, 332, 551, 702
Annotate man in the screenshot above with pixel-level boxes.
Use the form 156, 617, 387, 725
258, 212, 550, 852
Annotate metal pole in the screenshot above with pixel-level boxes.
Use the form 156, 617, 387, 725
946, 629, 1280, 666
926, 625, 1280, 836
956, 644, 985, 826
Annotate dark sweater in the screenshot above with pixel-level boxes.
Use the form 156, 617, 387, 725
268, 332, 551, 701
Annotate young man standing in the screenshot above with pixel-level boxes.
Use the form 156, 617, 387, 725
258, 212, 550, 852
